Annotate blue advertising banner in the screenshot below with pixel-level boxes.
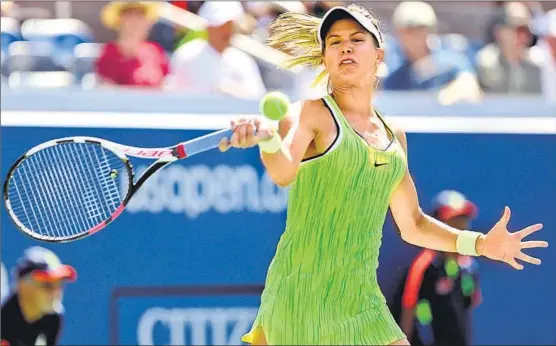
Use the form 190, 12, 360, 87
2, 122, 555, 345
112, 286, 262, 345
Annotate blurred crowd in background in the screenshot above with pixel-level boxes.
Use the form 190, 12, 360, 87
1, 1, 555, 104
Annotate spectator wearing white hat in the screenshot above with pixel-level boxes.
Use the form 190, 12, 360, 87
382, 2, 482, 105
169, 1, 266, 100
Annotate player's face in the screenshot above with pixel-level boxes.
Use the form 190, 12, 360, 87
323, 19, 383, 87
31, 279, 64, 313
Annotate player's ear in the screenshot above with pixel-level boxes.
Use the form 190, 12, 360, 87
376, 48, 384, 64
322, 46, 328, 69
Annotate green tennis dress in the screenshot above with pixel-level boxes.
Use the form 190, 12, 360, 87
243, 95, 407, 345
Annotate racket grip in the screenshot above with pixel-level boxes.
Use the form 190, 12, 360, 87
181, 127, 259, 157
181, 128, 231, 156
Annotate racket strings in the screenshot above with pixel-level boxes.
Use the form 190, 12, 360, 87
27, 153, 68, 238
10, 148, 92, 238
85, 144, 122, 213
7, 142, 129, 240
12, 150, 82, 238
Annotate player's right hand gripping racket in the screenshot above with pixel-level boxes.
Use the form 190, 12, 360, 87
3, 129, 237, 243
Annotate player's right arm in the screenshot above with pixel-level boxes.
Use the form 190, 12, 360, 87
259, 100, 319, 187
220, 100, 320, 187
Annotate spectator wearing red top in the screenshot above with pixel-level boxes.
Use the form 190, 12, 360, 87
96, 2, 169, 88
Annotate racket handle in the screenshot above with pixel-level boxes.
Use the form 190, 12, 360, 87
181, 128, 233, 157
181, 127, 261, 158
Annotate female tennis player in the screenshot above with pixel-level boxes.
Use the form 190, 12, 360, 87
219, 4, 548, 345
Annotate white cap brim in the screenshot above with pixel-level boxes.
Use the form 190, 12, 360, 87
317, 6, 383, 49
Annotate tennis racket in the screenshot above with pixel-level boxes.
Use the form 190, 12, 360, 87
3, 128, 239, 243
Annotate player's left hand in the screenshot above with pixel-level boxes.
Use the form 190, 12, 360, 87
478, 206, 548, 270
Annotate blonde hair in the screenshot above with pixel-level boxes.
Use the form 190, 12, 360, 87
267, 4, 383, 88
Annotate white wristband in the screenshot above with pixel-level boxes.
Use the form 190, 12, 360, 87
456, 230, 482, 256
258, 130, 283, 154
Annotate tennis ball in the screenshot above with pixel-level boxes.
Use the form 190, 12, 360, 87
259, 91, 290, 121
110, 169, 119, 179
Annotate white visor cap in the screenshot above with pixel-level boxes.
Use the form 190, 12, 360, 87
318, 6, 384, 49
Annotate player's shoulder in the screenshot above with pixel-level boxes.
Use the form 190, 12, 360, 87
300, 97, 326, 114
279, 97, 325, 121
298, 97, 332, 126
385, 118, 405, 136
380, 113, 407, 148
277, 98, 328, 134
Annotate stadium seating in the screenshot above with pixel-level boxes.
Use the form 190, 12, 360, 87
1, 51, 7, 76
21, 18, 93, 70
1, 17, 21, 56
8, 71, 74, 89
7, 41, 60, 72
80, 73, 98, 89
0, 17, 96, 88
71, 42, 103, 83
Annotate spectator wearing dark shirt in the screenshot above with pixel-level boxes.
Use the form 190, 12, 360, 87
383, 2, 482, 104
390, 190, 482, 346
96, 1, 169, 88
1, 247, 77, 346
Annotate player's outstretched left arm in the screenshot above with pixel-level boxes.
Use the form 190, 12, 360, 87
389, 127, 548, 270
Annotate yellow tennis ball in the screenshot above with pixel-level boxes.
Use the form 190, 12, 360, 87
259, 91, 290, 121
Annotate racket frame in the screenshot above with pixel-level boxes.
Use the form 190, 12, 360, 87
4, 129, 234, 243
4, 137, 134, 243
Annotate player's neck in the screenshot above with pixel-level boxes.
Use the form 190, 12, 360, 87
18, 292, 44, 323
331, 87, 375, 119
